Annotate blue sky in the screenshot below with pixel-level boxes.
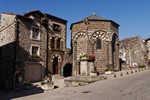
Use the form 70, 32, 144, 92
0, 0, 150, 47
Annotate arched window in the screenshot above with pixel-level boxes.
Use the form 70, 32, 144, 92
57, 38, 60, 50
96, 38, 102, 49
51, 37, 55, 49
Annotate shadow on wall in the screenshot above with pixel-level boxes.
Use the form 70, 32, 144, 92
0, 42, 16, 90
0, 42, 45, 87
0, 42, 45, 99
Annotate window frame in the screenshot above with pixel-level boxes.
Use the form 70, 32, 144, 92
30, 45, 40, 56
57, 38, 61, 50
30, 26, 41, 40
52, 23, 61, 32
96, 38, 102, 49
51, 37, 55, 49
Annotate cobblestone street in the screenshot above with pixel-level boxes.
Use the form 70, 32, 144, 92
1, 69, 150, 100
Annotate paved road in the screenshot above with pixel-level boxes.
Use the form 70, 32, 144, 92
2, 69, 150, 100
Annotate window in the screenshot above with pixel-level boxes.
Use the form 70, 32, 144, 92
31, 26, 40, 40
51, 37, 55, 49
96, 38, 102, 49
53, 24, 61, 32
57, 38, 60, 50
31, 46, 40, 56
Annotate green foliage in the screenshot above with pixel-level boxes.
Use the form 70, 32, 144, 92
105, 64, 113, 72
32, 54, 39, 58
41, 81, 45, 85
138, 65, 145, 68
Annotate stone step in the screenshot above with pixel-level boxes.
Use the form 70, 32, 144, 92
53, 79, 65, 89
52, 75, 65, 89
52, 75, 64, 80
64, 75, 107, 87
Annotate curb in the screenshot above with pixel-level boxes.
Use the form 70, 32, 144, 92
113, 67, 150, 78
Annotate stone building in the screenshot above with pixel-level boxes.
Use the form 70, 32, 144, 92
145, 38, 150, 66
0, 10, 67, 90
0, 10, 122, 90
119, 36, 149, 69
70, 13, 120, 75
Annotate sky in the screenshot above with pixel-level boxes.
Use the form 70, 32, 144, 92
0, 0, 150, 48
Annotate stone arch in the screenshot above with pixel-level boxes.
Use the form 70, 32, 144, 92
51, 54, 62, 62
72, 31, 87, 75
91, 30, 109, 41
91, 30, 109, 52
73, 31, 87, 58
73, 31, 86, 42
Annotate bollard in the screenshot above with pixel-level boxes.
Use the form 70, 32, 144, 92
142, 69, 143, 71
120, 73, 123, 76
114, 74, 116, 78
139, 69, 141, 72
135, 70, 137, 73
131, 71, 133, 74
126, 72, 129, 75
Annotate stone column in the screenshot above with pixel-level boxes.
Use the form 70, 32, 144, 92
58, 61, 61, 75
50, 59, 54, 74
106, 41, 109, 65
92, 41, 95, 54
60, 39, 63, 50
115, 43, 120, 71
73, 42, 78, 76
108, 41, 113, 64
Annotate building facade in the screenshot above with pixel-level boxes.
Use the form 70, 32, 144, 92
119, 36, 149, 69
145, 38, 150, 66
70, 13, 120, 75
0, 10, 67, 90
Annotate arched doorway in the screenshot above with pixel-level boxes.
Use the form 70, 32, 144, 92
63, 63, 72, 77
53, 57, 58, 74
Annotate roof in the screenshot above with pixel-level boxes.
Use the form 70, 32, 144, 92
145, 38, 150, 42
24, 10, 44, 17
1, 10, 67, 25
1, 12, 18, 16
82, 13, 107, 21
70, 13, 119, 29
45, 14, 67, 24
120, 36, 141, 41
24, 10, 67, 23
1, 12, 33, 21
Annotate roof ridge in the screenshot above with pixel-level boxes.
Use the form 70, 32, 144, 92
120, 36, 141, 41
81, 13, 107, 22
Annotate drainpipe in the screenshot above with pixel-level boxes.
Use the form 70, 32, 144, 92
45, 16, 48, 76
14, 16, 19, 89
46, 25, 48, 75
